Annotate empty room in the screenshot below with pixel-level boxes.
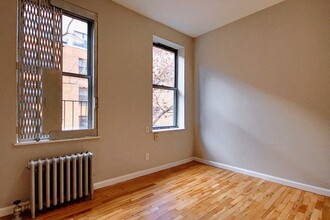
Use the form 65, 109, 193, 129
0, 0, 329, 219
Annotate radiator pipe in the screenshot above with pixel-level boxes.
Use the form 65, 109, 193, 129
12, 200, 22, 220
12, 200, 30, 220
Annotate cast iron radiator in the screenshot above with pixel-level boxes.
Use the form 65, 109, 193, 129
27, 152, 94, 218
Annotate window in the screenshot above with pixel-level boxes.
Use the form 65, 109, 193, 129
62, 14, 92, 131
152, 43, 178, 129
79, 87, 88, 102
79, 116, 88, 129
73, 31, 88, 48
78, 58, 87, 75
16, 0, 97, 142
152, 36, 185, 131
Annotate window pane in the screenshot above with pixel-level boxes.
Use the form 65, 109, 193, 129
153, 46, 175, 87
153, 88, 175, 127
79, 116, 88, 129
78, 58, 87, 74
62, 15, 88, 75
62, 76, 89, 130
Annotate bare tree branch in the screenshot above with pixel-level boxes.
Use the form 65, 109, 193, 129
63, 18, 74, 37
153, 105, 173, 125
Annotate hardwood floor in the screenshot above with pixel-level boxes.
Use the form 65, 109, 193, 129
1, 162, 329, 219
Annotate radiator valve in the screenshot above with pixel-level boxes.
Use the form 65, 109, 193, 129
12, 200, 25, 220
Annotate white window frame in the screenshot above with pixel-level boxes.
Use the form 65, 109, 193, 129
16, 0, 98, 143
50, 0, 98, 141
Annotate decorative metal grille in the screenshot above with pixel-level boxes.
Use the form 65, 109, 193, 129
17, 0, 62, 141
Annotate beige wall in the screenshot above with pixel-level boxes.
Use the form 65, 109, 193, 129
1, 0, 329, 210
0, 0, 194, 207
194, 0, 330, 189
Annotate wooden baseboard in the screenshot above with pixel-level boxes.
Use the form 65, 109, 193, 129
0, 201, 30, 218
0, 206, 12, 218
193, 157, 330, 197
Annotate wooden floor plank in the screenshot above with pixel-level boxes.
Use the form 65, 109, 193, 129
1, 161, 329, 220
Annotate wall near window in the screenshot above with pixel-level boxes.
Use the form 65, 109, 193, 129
0, 0, 194, 207
194, 0, 330, 189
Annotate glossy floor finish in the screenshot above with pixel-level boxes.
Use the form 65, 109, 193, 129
1, 162, 329, 219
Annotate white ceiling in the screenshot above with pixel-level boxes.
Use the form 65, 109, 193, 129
112, 0, 286, 37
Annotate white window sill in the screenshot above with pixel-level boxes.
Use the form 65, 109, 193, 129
152, 127, 185, 133
14, 136, 100, 147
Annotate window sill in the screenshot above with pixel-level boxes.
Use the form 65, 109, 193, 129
14, 136, 100, 147
152, 127, 185, 133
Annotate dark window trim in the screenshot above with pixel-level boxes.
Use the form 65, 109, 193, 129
152, 43, 178, 130
62, 11, 94, 130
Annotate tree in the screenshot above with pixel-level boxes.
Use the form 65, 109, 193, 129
152, 46, 175, 127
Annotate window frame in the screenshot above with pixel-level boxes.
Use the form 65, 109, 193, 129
16, 0, 98, 143
62, 12, 93, 131
50, 3, 98, 140
152, 43, 179, 130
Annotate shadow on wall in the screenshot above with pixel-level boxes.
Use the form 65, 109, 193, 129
196, 70, 330, 188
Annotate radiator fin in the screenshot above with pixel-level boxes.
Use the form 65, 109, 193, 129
27, 152, 93, 218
